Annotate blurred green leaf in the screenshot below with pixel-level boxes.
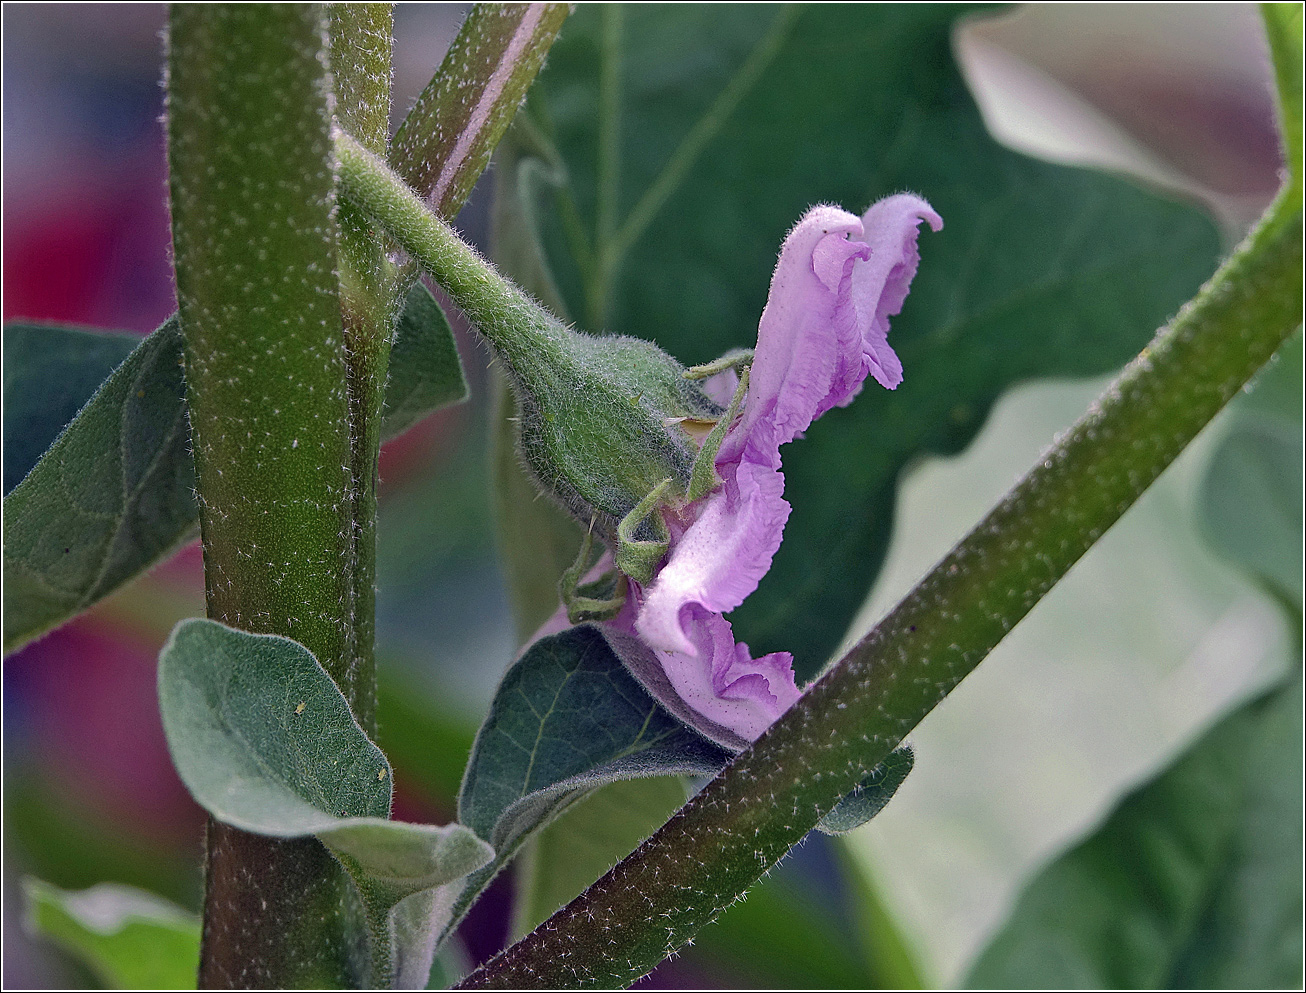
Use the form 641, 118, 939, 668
2, 318, 195, 656
678, 866, 885, 989
2, 324, 138, 494
1, 288, 462, 657
966, 671, 1303, 989
513, 4, 1221, 678
1198, 331, 1303, 608
375, 666, 479, 808
1199, 417, 1302, 606
4, 778, 200, 912
24, 879, 200, 990
157, 619, 493, 986
837, 842, 927, 989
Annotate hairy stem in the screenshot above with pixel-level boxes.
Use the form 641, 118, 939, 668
337, 132, 576, 380
167, 6, 363, 986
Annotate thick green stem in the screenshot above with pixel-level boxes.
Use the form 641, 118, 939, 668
168, 6, 363, 986
452, 191, 1303, 987
331, 1, 401, 739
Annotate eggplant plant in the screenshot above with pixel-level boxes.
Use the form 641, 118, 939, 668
6, 3, 1301, 989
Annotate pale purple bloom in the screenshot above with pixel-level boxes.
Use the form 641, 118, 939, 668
621, 194, 942, 745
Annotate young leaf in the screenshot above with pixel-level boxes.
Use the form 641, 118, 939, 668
459, 625, 728, 852
2, 317, 194, 655
1, 286, 462, 657
2, 324, 138, 495
391, 3, 570, 216
382, 282, 469, 439
505, 4, 1223, 678
816, 745, 914, 835
23, 880, 200, 990
510, 777, 690, 940
965, 671, 1303, 989
157, 618, 493, 988
449, 625, 729, 939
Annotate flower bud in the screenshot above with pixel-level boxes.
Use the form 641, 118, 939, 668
504, 327, 724, 544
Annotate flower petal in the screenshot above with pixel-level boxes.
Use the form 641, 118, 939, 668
723, 205, 869, 466
635, 459, 788, 656
653, 605, 799, 742
851, 193, 943, 391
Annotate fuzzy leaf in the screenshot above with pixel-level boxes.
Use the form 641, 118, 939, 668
382, 282, 468, 438
2, 324, 139, 495
23, 880, 200, 990
1, 287, 462, 657
157, 619, 492, 987
817, 745, 915, 835
460, 625, 728, 851
450, 625, 728, 938
2, 318, 194, 655
508, 4, 1221, 678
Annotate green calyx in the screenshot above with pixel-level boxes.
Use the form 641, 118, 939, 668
509, 331, 723, 546
334, 132, 726, 550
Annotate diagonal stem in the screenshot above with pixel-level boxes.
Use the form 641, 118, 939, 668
454, 187, 1304, 988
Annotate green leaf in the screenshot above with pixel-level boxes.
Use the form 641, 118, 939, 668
391, 3, 570, 217
4, 776, 201, 912
2, 317, 195, 655
24, 879, 200, 990
1199, 417, 1303, 606
451, 625, 729, 936
375, 666, 479, 808
1198, 331, 1303, 608
511, 3, 1222, 678
460, 625, 728, 849
965, 672, 1303, 989
382, 282, 469, 439
511, 777, 690, 939
1, 289, 463, 657
838, 844, 927, 989
817, 745, 914, 835
2, 324, 138, 494
157, 619, 493, 987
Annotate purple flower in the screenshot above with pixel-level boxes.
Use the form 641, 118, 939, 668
611, 194, 942, 746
